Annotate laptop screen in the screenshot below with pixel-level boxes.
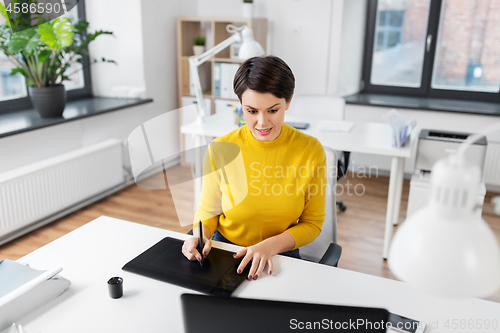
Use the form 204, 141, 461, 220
182, 293, 390, 333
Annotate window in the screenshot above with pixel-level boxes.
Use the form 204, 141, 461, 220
0, 0, 91, 113
375, 11, 405, 52
0, 54, 27, 100
362, 0, 500, 103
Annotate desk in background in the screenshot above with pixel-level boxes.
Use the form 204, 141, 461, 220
9, 216, 500, 333
181, 112, 417, 259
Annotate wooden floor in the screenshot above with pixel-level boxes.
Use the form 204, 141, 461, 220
1, 165, 500, 303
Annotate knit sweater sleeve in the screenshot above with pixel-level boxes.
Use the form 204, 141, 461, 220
285, 141, 327, 249
193, 144, 221, 237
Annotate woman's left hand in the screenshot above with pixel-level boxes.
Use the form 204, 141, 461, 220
234, 241, 274, 281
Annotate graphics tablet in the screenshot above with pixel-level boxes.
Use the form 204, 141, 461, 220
122, 237, 248, 296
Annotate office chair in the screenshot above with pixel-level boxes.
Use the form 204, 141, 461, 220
300, 147, 342, 266
287, 95, 350, 212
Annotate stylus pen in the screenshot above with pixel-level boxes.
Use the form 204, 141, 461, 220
198, 220, 204, 267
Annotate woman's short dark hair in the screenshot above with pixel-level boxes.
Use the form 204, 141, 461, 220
233, 56, 295, 103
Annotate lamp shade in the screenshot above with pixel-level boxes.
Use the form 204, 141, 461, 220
388, 156, 500, 297
238, 27, 265, 59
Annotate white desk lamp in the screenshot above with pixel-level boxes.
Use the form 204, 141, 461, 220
189, 25, 265, 119
388, 123, 500, 298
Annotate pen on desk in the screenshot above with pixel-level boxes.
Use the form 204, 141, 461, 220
198, 220, 204, 267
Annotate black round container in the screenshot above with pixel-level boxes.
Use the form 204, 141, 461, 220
107, 277, 123, 299
28, 85, 67, 118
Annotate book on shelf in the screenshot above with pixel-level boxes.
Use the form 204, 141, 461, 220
220, 63, 239, 100
214, 62, 221, 97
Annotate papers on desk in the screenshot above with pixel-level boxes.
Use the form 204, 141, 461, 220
318, 120, 354, 133
381, 109, 416, 148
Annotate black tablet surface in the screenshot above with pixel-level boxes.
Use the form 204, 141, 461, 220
122, 237, 248, 296
182, 293, 390, 333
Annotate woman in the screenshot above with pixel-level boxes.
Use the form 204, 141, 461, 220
182, 56, 326, 281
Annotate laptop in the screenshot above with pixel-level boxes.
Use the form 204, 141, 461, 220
181, 293, 390, 333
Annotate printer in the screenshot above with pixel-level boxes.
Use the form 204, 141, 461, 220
407, 129, 487, 218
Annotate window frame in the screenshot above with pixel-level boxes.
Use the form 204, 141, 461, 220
361, 0, 500, 104
0, 0, 92, 114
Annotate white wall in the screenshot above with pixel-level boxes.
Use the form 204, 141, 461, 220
325, 0, 345, 96
0, 122, 83, 174
85, 0, 349, 110
197, 0, 334, 96
336, 0, 367, 96
140, 0, 196, 114
195, 0, 367, 97
86, 0, 147, 98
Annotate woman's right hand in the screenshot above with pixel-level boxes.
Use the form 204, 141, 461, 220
182, 235, 212, 262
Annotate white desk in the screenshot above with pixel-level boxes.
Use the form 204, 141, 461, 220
10, 216, 500, 333
181, 112, 417, 259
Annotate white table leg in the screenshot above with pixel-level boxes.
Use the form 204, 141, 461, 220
392, 157, 405, 226
193, 134, 202, 212
383, 156, 404, 259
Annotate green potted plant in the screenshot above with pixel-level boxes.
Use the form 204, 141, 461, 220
0, 4, 114, 117
193, 35, 206, 56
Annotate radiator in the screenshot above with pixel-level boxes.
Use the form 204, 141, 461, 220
0, 139, 124, 240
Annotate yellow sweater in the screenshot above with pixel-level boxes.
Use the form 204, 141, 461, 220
193, 123, 326, 250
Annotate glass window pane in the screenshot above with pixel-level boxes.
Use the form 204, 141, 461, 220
432, 0, 500, 93
376, 31, 385, 51
0, 54, 27, 102
61, 4, 85, 91
378, 12, 387, 26
371, 0, 431, 88
1, 8, 26, 101
388, 31, 401, 48
62, 62, 85, 91
390, 12, 404, 27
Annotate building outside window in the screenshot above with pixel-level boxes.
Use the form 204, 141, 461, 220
363, 0, 500, 102
432, 0, 500, 93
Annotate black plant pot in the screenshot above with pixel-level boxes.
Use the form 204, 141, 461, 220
28, 85, 67, 118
